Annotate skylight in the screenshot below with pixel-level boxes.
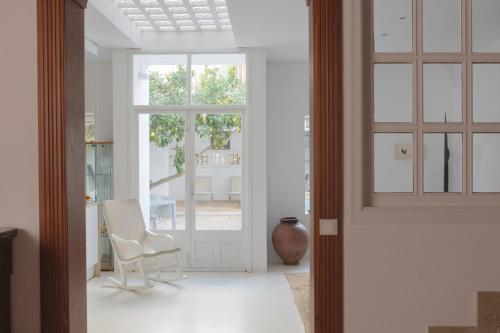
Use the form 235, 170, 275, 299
113, 0, 232, 32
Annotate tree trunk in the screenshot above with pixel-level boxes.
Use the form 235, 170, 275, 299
150, 129, 237, 191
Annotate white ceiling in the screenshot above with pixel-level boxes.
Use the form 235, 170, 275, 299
113, 0, 233, 32
229, 0, 309, 61
86, 0, 141, 48
85, 0, 309, 61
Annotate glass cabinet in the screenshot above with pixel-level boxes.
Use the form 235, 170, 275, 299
86, 142, 114, 271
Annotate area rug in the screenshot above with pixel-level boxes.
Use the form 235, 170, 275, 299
285, 273, 310, 333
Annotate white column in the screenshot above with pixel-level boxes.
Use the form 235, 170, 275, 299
248, 48, 268, 272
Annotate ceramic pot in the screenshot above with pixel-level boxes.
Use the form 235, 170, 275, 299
272, 217, 308, 265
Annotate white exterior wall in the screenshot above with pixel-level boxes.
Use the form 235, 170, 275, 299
150, 132, 242, 201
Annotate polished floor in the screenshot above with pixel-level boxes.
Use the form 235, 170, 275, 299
87, 263, 309, 333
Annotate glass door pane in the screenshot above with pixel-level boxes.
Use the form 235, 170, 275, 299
149, 113, 187, 230
133, 54, 188, 106
191, 54, 247, 106
373, 0, 412, 53
422, 0, 461, 53
194, 113, 242, 230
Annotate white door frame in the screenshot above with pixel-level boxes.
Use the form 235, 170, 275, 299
131, 50, 250, 271
112, 48, 268, 272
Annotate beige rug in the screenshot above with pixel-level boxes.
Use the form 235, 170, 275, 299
285, 273, 311, 333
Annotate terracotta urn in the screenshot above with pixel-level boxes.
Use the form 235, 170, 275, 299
272, 217, 309, 265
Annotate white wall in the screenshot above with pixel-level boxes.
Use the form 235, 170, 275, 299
96, 48, 114, 142
344, 223, 500, 332
0, 1, 40, 332
84, 45, 113, 143
267, 61, 310, 262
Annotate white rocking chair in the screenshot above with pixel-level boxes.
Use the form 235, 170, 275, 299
102, 198, 185, 290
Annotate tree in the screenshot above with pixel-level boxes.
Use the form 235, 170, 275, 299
192, 66, 246, 105
149, 65, 244, 190
85, 124, 95, 143
149, 66, 187, 106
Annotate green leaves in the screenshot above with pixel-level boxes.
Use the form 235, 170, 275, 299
192, 66, 246, 105
148, 64, 244, 177
149, 66, 188, 106
195, 113, 241, 149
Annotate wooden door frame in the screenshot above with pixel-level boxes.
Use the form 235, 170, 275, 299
37, 0, 88, 332
309, 0, 344, 332
36, 0, 343, 332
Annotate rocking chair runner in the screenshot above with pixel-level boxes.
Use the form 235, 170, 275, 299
102, 199, 185, 290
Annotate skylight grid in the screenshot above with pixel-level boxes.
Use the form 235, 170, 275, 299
113, 0, 232, 32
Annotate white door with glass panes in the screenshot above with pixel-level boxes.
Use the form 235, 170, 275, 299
135, 53, 249, 271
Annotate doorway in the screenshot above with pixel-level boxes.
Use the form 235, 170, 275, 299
132, 52, 250, 271
138, 110, 248, 271
37, 0, 343, 332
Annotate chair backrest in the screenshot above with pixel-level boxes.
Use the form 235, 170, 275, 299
230, 176, 242, 192
196, 176, 212, 192
102, 199, 146, 242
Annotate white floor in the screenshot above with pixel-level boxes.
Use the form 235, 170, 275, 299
87, 262, 309, 333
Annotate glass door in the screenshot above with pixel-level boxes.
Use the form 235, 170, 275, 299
145, 111, 246, 270
147, 112, 189, 267
136, 52, 248, 271
190, 113, 246, 269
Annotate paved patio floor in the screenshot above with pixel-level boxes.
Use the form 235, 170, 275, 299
151, 200, 241, 231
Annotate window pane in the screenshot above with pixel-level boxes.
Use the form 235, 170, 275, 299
374, 0, 412, 53
424, 133, 462, 193
191, 54, 246, 105
423, 64, 462, 123
423, 0, 461, 53
473, 0, 500, 53
473, 134, 500, 193
374, 133, 413, 193
133, 54, 188, 106
195, 113, 242, 230
374, 64, 413, 123
149, 113, 187, 230
473, 64, 500, 122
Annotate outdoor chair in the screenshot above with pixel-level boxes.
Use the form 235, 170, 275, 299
229, 176, 242, 201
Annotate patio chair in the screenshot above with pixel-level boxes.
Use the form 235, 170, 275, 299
196, 176, 214, 201
229, 176, 242, 201
102, 198, 185, 290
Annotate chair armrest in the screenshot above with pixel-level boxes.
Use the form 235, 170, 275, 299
110, 234, 143, 261
145, 230, 178, 251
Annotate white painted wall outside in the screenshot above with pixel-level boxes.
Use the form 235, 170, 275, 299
151, 132, 242, 201
267, 61, 310, 262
